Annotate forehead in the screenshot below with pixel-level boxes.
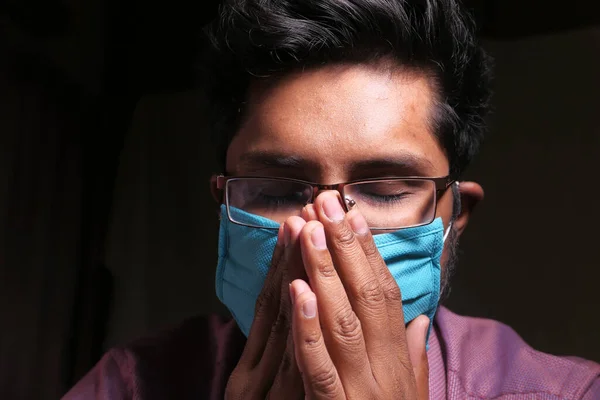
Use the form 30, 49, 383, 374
226, 63, 449, 181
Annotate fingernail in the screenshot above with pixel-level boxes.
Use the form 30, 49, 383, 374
277, 224, 285, 246
302, 297, 317, 319
349, 212, 369, 235
322, 196, 344, 222
310, 225, 327, 250
284, 223, 291, 247
289, 282, 295, 305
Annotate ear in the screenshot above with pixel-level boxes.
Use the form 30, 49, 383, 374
452, 181, 484, 238
210, 174, 223, 204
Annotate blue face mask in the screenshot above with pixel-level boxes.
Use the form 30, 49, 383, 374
216, 204, 447, 344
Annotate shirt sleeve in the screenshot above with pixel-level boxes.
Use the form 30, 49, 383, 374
61, 349, 132, 400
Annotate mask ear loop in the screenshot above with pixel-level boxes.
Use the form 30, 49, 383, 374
443, 222, 452, 243
442, 181, 460, 243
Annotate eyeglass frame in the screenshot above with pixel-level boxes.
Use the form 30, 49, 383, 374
216, 174, 456, 230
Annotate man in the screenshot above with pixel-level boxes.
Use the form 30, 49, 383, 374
64, 0, 600, 398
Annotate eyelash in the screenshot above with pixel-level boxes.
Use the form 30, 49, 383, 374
257, 193, 306, 206
360, 192, 410, 204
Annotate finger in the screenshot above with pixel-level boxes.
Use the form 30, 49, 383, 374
298, 220, 372, 396
406, 315, 430, 400
259, 217, 307, 383
313, 193, 392, 368
301, 204, 318, 221
290, 279, 345, 400
350, 210, 407, 352
267, 331, 305, 400
238, 223, 287, 367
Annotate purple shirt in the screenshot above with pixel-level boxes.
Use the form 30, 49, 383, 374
63, 307, 600, 399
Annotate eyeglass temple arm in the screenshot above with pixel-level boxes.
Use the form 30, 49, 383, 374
216, 175, 227, 190
435, 178, 456, 194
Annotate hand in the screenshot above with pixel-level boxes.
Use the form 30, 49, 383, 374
225, 207, 317, 399
289, 192, 430, 399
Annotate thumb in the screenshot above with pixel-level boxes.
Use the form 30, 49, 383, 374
406, 315, 430, 400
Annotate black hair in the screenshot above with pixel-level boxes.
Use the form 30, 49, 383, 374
451, 182, 462, 221
203, 0, 493, 178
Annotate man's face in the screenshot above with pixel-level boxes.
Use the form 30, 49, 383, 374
224, 62, 477, 271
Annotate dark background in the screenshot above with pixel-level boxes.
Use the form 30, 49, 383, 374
0, 1, 599, 399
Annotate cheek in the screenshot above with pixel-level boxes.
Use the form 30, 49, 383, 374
435, 191, 455, 229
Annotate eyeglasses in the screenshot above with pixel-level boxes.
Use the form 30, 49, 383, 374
216, 175, 455, 231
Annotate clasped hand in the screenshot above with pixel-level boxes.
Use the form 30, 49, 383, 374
226, 192, 430, 399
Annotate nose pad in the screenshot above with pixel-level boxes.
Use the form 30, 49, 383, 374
344, 196, 357, 210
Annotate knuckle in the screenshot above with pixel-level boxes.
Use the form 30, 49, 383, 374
315, 258, 336, 278
382, 282, 402, 304
356, 279, 385, 306
333, 308, 363, 346
332, 225, 367, 263
333, 225, 357, 250
310, 366, 339, 398
303, 326, 323, 348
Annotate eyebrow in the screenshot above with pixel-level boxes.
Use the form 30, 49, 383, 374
349, 155, 436, 176
239, 151, 314, 170
237, 150, 436, 177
